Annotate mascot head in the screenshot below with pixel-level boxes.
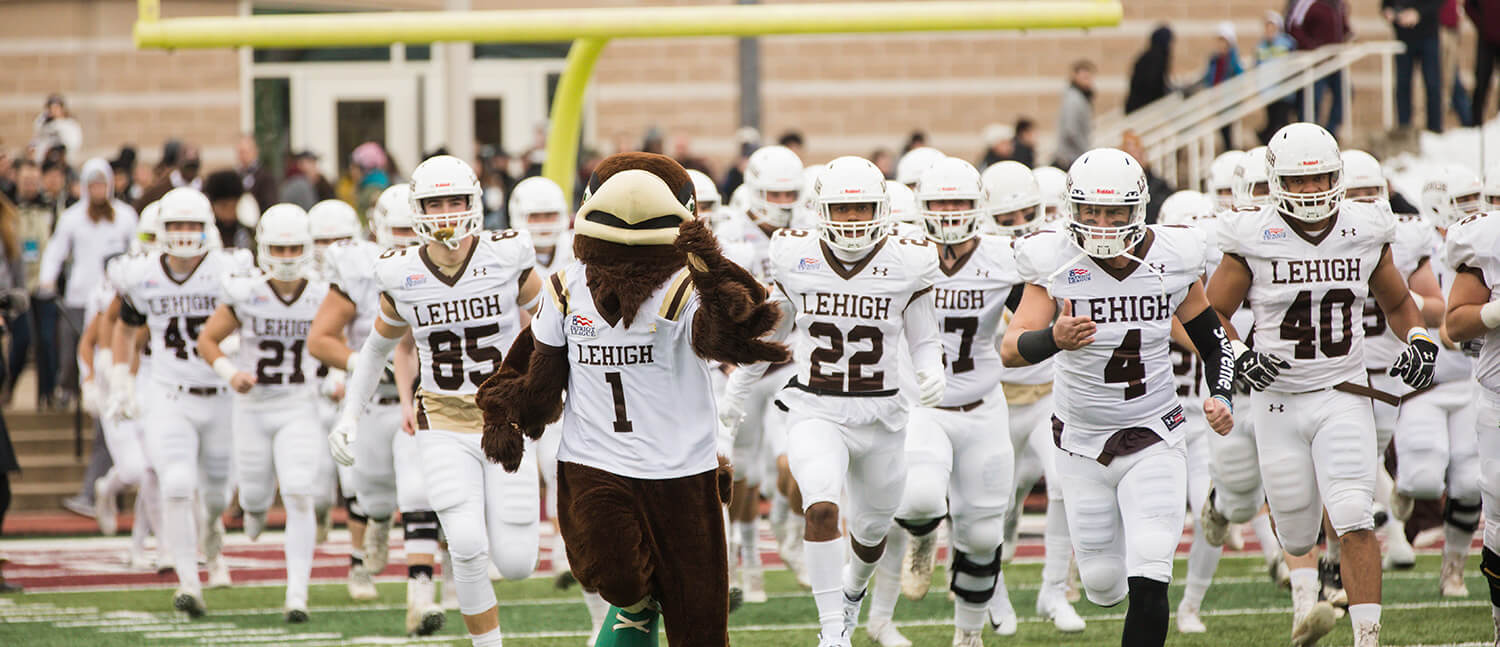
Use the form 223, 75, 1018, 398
571, 153, 697, 328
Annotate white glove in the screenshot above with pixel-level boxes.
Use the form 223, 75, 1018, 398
93, 348, 114, 392
916, 369, 945, 408
717, 388, 747, 434
80, 379, 102, 417
328, 416, 358, 466
105, 364, 137, 420
320, 368, 347, 400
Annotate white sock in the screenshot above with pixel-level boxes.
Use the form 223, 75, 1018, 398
842, 543, 879, 596
1041, 500, 1071, 592
1444, 525, 1475, 562
770, 494, 790, 527
582, 590, 609, 632
1348, 602, 1380, 627
97, 468, 124, 500
738, 521, 758, 557
130, 491, 152, 555
283, 494, 315, 608
805, 538, 846, 635
1387, 517, 1409, 544
469, 627, 503, 647
164, 496, 199, 591
1183, 520, 1222, 609
989, 568, 1015, 616
868, 528, 906, 622
1326, 534, 1341, 565
1252, 514, 1281, 563
1289, 568, 1320, 619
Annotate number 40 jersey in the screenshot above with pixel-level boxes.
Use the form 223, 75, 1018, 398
220, 275, 330, 401
115, 250, 240, 389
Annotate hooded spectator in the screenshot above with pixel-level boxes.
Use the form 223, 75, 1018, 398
236, 134, 278, 214
350, 141, 391, 220
1126, 25, 1175, 114
1203, 22, 1246, 148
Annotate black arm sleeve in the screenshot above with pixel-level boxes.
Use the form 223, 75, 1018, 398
1017, 327, 1062, 365
1183, 306, 1236, 402
119, 299, 147, 326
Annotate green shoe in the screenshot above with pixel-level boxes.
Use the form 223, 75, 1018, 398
593, 605, 660, 647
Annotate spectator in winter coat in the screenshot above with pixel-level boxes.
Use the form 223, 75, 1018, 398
1258, 11, 1301, 142
1126, 25, 1175, 114
1386, 0, 1447, 132
1286, 0, 1352, 133
30, 95, 82, 165
1468, 0, 1500, 118
1054, 60, 1097, 169
1203, 22, 1246, 149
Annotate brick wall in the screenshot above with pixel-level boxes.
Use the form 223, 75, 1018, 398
0, 0, 1443, 175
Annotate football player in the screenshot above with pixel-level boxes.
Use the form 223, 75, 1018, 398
308, 184, 443, 631
978, 161, 1086, 635
1206, 151, 1245, 214
732, 156, 944, 647
1001, 147, 1236, 647
1207, 123, 1437, 647
196, 204, 327, 623
1403, 167, 1482, 597
895, 146, 944, 190
108, 187, 239, 616
1435, 202, 1500, 647
1032, 166, 1068, 224
688, 168, 728, 228
327, 155, 543, 647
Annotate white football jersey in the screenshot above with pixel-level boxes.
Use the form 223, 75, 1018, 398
321, 239, 385, 350
117, 250, 240, 388
533, 229, 575, 274
1361, 212, 1440, 370
1431, 246, 1474, 384
374, 231, 536, 399
1219, 200, 1396, 392
533, 262, 718, 479
221, 275, 329, 401
931, 234, 1024, 405
1015, 225, 1207, 458
1444, 211, 1500, 391
716, 213, 776, 282
770, 230, 939, 399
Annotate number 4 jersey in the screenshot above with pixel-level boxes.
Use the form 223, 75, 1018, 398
374, 231, 536, 431
1014, 225, 1208, 459
220, 275, 330, 402
116, 250, 241, 389
1219, 200, 1397, 392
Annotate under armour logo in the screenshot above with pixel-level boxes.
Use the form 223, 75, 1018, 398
1269, 404, 1285, 412
1149, 262, 1167, 274
975, 269, 990, 277
871, 267, 890, 276
1340, 228, 1357, 237
473, 267, 488, 276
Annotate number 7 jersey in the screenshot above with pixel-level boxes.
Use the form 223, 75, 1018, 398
1218, 200, 1396, 392
373, 231, 536, 428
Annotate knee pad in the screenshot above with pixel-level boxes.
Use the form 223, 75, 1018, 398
1324, 487, 1375, 537
283, 493, 314, 516
158, 464, 196, 501
353, 475, 398, 520
404, 510, 440, 556
1396, 469, 1445, 501
1078, 555, 1127, 607
491, 522, 539, 581
948, 548, 1001, 604
894, 517, 942, 538
896, 467, 949, 522
847, 510, 896, 549
451, 551, 499, 615
346, 496, 369, 525
1482, 547, 1500, 608
1444, 498, 1482, 533
951, 515, 1004, 556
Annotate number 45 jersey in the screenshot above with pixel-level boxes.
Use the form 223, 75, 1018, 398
116, 249, 240, 389
1014, 226, 1207, 459
1219, 200, 1396, 392
220, 275, 330, 402
374, 231, 536, 430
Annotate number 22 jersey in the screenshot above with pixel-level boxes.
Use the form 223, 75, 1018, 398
1014, 225, 1207, 459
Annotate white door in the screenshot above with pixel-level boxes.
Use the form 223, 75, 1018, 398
290, 65, 420, 181
468, 60, 573, 155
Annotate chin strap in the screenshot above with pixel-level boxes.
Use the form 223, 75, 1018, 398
1043, 232, 1168, 300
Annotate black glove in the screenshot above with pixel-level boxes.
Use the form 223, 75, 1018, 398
1390, 334, 1439, 389
1461, 338, 1484, 358
1233, 341, 1290, 391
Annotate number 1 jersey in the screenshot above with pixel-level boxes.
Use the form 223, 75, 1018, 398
1219, 200, 1396, 392
220, 275, 330, 402
116, 250, 238, 389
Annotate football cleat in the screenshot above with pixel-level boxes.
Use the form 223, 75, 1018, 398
1318, 557, 1347, 609
173, 588, 206, 618
1200, 488, 1231, 548
406, 575, 445, 636
1291, 601, 1337, 647
842, 588, 866, 637
1176, 600, 1206, 633
816, 629, 853, 647
1439, 552, 1469, 597
1384, 525, 1417, 570
347, 564, 378, 601
866, 617, 912, 647
93, 480, 117, 536
988, 602, 1018, 636
1038, 587, 1086, 633
285, 605, 309, 624
206, 556, 232, 589
951, 628, 984, 647
1390, 486, 1414, 523
901, 530, 938, 600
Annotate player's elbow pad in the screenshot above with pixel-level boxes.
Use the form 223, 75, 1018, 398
1184, 307, 1236, 401
119, 300, 147, 326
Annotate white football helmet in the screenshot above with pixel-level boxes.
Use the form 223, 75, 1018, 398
1207, 150, 1246, 212
896, 146, 945, 187
133, 200, 163, 255
887, 181, 919, 226
686, 169, 723, 225
156, 188, 215, 258
728, 184, 750, 221
1233, 146, 1272, 210
743, 145, 804, 228
309, 199, 361, 243
409, 154, 484, 249
1065, 148, 1149, 258
1340, 150, 1387, 203
508, 176, 570, 247
980, 161, 1043, 237
816, 156, 890, 253
371, 183, 418, 249
1483, 163, 1500, 207
256, 204, 313, 282
1421, 164, 1483, 229
1033, 166, 1069, 222
796, 164, 826, 226
916, 157, 984, 245
1266, 123, 1344, 222
1157, 190, 1213, 227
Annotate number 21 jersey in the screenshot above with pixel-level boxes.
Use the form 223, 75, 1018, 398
1219, 200, 1396, 392
221, 275, 330, 401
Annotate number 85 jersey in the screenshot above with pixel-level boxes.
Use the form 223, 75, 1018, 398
374, 231, 536, 402
1219, 200, 1396, 392
1015, 226, 1207, 458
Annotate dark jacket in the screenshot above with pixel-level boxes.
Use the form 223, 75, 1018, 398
1466, 0, 1500, 43
240, 164, 279, 213
1287, 0, 1351, 49
1384, 0, 1444, 40
1126, 27, 1175, 114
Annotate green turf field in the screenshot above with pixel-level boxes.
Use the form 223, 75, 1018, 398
0, 553, 1493, 646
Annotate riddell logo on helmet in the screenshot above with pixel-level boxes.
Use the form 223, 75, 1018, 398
1299, 160, 1320, 166
435, 182, 451, 188
843, 188, 861, 194
1095, 188, 1115, 195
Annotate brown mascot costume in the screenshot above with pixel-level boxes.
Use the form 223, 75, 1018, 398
477, 152, 787, 646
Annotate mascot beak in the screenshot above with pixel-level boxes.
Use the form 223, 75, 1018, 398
574, 169, 695, 246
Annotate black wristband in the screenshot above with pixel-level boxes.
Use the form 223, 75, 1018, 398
1017, 327, 1062, 364
1183, 307, 1235, 401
